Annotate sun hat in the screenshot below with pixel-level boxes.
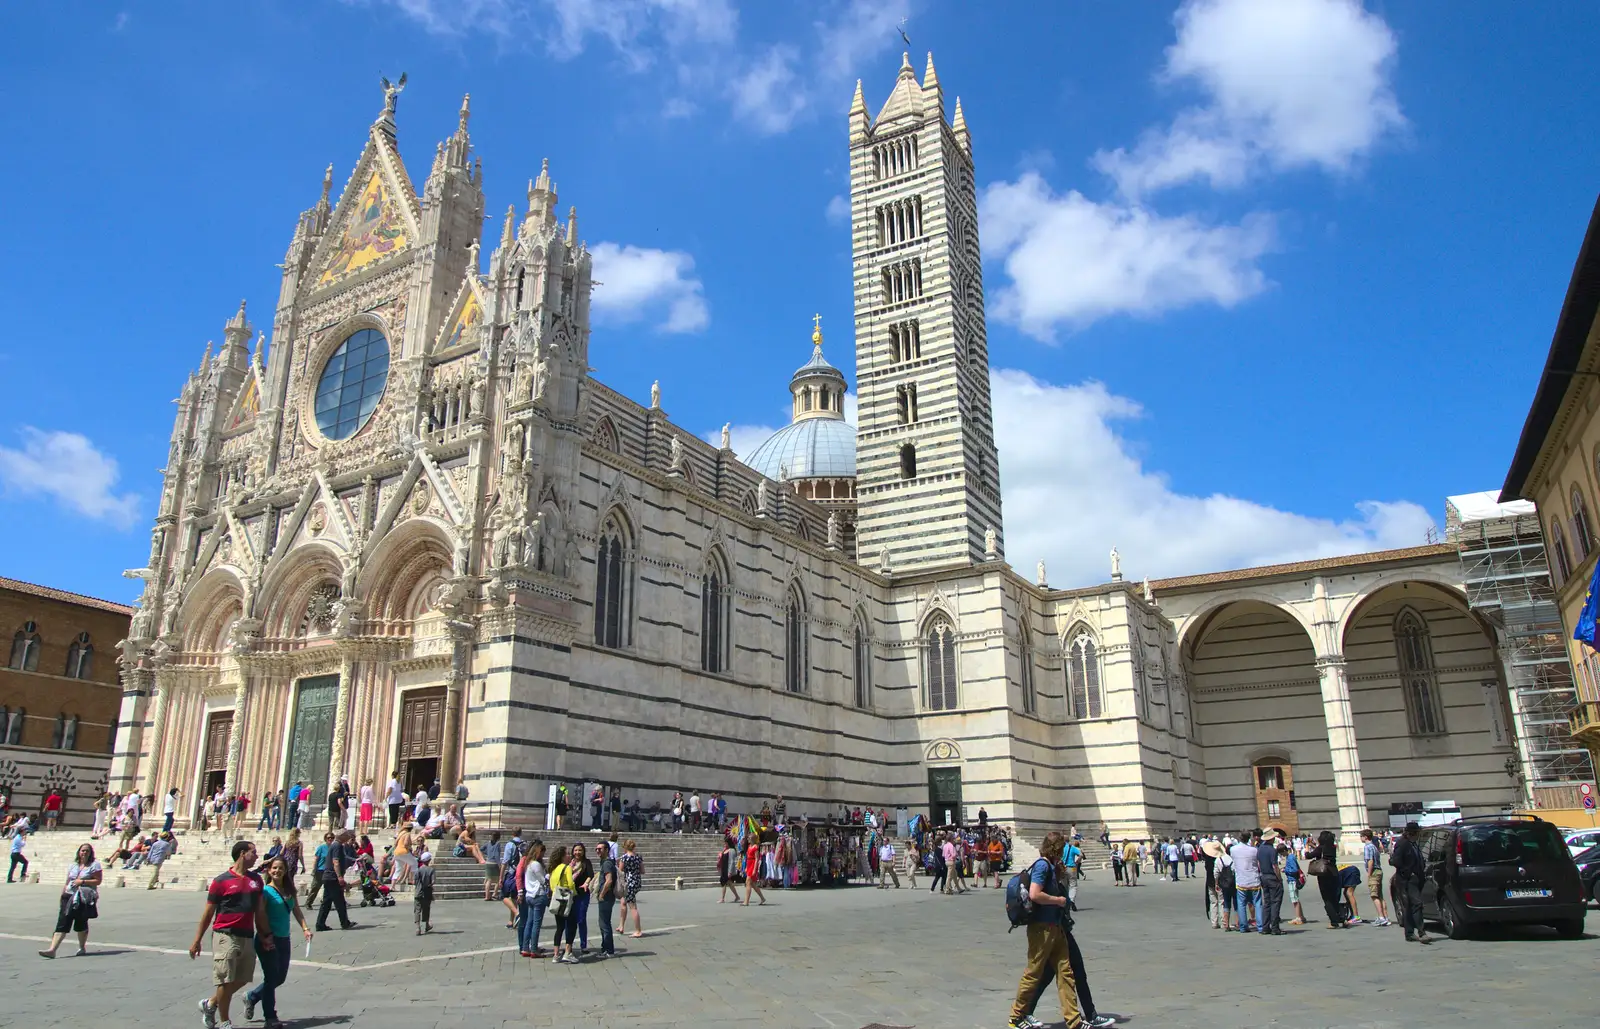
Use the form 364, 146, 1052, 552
419, 851, 432, 864
1200, 839, 1225, 859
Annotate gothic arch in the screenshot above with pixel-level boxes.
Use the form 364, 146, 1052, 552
1176, 592, 1317, 657
180, 568, 248, 654
917, 588, 958, 635
590, 414, 621, 455
259, 542, 345, 639
1333, 574, 1472, 651
361, 519, 455, 623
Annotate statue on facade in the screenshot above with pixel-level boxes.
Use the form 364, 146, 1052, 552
650, 380, 661, 409
756, 479, 769, 516
522, 514, 543, 570
669, 435, 683, 472
879, 548, 892, 575
379, 72, 407, 117
530, 345, 551, 402
1036, 560, 1047, 587
1142, 577, 1154, 603
826, 512, 839, 549
984, 525, 998, 560
505, 423, 525, 467
721, 423, 731, 450
1110, 546, 1122, 581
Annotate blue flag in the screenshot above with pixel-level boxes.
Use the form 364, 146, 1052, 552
1575, 558, 1600, 650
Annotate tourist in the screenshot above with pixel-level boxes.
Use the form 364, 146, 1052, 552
481, 831, 503, 901
589, 784, 604, 830
1389, 821, 1430, 943
356, 778, 374, 833
256, 791, 277, 831
327, 776, 347, 832
242, 854, 309, 1028
1360, 829, 1391, 927
393, 823, 416, 887
1063, 834, 1083, 911
1200, 838, 1223, 922
498, 834, 522, 926
939, 834, 960, 894
1015, 843, 1117, 1029
1006, 831, 1079, 1029
146, 831, 176, 889
296, 784, 315, 830
285, 782, 302, 831
92, 792, 109, 837
988, 833, 1006, 887
1308, 829, 1345, 929
1339, 860, 1365, 925
42, 788, 64, 830
1228, 830, 1262, 932
717, 837, 737, 902
1256, 829, 1284, 934
595, 837, 618, 957
1110, 841, 1124, 885
8, 826, 28, 882
743, 834, 766, 906
233, 791, 252, 835
670, 792, 684, 834
1182, 837, 1197, 878
878, 837, 900, 888
1215, 843, 1237, 931
567, 842, 593, 955
38, 843, 101, 959
413, 784, 430, 828
618, 839, 644, 937
609, 786, 622, 830
516, 839, 549, 958
1121, 839, 1140, 886
311, 832, 356, 932
548, 846, 576, 963
928, 833, 948, 894
384, 772, 403, 828
414, 851, 435, 935
191, 840, 271, 1028
1280, 840, 1306, 925
975, 831, 991, 886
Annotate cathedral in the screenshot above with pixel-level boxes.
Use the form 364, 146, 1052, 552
109, 56, 1543, 850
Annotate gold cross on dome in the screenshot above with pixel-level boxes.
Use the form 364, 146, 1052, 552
813, 313, 822, 331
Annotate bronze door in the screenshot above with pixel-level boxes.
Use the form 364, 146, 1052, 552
928, 766, 963, 826
283, 675, 339, 804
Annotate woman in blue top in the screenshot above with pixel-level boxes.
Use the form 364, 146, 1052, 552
244, 856, 313, 1029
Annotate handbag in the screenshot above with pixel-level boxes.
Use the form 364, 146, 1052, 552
1306, 857, 1330, 877
551, 884, 572, 918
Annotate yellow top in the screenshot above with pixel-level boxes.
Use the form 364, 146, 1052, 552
550, 862, 575, 891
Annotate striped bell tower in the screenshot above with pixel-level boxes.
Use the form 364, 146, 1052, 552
849, 52, 1002, 572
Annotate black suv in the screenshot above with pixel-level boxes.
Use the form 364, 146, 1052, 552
1416, 815, 1585, 939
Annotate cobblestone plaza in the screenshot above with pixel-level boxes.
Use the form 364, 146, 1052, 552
3, 872, 1592, 1028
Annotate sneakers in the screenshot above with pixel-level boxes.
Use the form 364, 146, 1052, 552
1085, 1016, 1117, 1028
244, 994, 257, 1022
1374, 918, 1391, 927
1008, 1017, 1046, 1029
199, 999, 218, 1029
561, 952, 580, 964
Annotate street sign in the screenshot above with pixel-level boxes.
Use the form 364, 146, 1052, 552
1585, 796, 1596, 811
1581, 783, 1593, 798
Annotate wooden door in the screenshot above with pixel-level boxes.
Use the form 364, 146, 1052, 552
398, 687, 447, 762
203, 712, 233, 773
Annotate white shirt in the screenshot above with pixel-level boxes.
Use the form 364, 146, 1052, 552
690, 794, 701, 813
522, 857, 547, 896
163, 793, 176, 815
878, 843, 896, 862
125, 792, 142, 813
414, 789, 429, 813
386, 779, 403, 804
359, 784, 374, 804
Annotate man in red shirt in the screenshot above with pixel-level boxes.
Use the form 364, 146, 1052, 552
42, 791, 63, 830
189, 840, 272, 1029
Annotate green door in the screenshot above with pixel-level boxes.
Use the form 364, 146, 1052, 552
283, 675, 339, 804
928, 766, 963, 827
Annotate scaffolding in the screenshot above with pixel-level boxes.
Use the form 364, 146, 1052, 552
1447, 492, 1595, 797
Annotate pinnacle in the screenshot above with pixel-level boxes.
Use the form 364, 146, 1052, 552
899, 51, 914, 76
320, 163, 334, 204
952, 96, 968, 134
459, 93, 471, 132
850, 78, 866, 114
923, 51, 939, 89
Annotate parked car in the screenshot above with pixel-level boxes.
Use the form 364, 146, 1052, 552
1574, 842, 1600, 906
1564, 827, 1600, 858
1417, 815, 1585, 939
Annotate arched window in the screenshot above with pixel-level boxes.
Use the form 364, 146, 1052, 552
9, 623, 40, 671
924, 619, 958, 711
1573, 487, 1595, 559
784, 585, 808, 693
593, 513, 631, 649
899, 443, 916, 480
2, 707, 21, 745
62, 715, 78, 751
853, 618, 872, 709
1019, 624, 1037, 715
1550, 520, 1573, 585
1067, 631, 1103, 719
1395, 607, 1446, 736
700, 551, 730, 674
65, 632, 92, 679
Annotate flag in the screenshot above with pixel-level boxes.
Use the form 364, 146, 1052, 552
1577, 558, 1600, 651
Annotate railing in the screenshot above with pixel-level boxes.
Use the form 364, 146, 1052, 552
1568, 700, 1600, 740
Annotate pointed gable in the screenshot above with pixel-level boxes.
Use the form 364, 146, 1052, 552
225, 373, 261, 431
314, 128, 422, 288
435, 274, 486, 352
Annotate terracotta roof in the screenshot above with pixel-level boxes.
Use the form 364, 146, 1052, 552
0, 576, 135, 616
1150, 544, 1457, 592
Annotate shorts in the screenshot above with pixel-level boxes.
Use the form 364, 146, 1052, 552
54, 895, 90, 934
1338, 865, 1361, 890
975, 859, 989, 877
1285, 878, 1300, 904
1367, 868, 1384, 900
212, 931, 256, 986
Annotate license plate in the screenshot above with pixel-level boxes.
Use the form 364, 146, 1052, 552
1505, 888, 1552, 899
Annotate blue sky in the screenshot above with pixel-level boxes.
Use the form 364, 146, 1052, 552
1, 0, 1597, 605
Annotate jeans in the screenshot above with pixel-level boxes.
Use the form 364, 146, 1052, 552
315, 878, 352, 930
8, 853, 27, 881
162, 813, 174, 833
1235, 886, 1262, 930
596, 898, 616, 954
257, 810, 274, 830
246, 935, 291, 1022
518, 894, 548, 953
1260, 878, 1284, 933
1397, 876, 1425, 937
929, 866, 947, 893
1169, 860, 1180, 882
565, 892, 590, 949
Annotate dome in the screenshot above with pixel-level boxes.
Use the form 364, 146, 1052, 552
744, 417, 857, 480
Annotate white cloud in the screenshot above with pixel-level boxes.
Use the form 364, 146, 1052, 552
825, 194, 850, 225
729, 45, 809, 135
980, 171, 1275, 338
0, 428, 140, 529
1094, 0, 1405, 198
590, 242, 710, 333
990, 369, 1433, 585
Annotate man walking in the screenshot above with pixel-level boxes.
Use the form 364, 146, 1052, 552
1229, 830, 1262, 932
878, 838, 900, 888
1063, 835, 1083, 911
1006, 831, 1080, 1029
414, 851, 435, 935
286, 782, 301, 832
1121, 839, 1140, 886
1256, 829, 1284, 934
1166, 838, 1181, 882
1361, 829, 1392, 927
190, 840, 272, 1029
1389, 821, 1430, 943
146, 831, 176, 890
8, 829, 27, 882
312, 833, 356, 932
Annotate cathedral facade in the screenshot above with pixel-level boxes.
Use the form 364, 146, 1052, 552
109, 58, 1539, 849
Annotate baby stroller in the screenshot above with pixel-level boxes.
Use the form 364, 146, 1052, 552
358, 859, 395, 907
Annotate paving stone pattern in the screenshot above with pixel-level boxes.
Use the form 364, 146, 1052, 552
1, 866, 1593, 1028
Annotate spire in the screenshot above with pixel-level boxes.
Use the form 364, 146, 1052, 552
446, 93, 473, 170
200, 340, 213, 377
923, 52, 939, 90
850, 79, 866, 115
922, 51, 943, 116
849, 78, 869, 141
223, 300, 251, 352
459, 93, 471, 133
899, 51, 914, 78
501, 203, 516, 247
525, 159, 557, 230
567, 205, 578, 245
952, 96, 970, 152
320, 164, 333, 207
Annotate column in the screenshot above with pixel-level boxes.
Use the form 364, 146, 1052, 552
328, 652, 356, 782
223, 672, 249, 791
438, 625, 472, 794
137, 671, 169, 798
109, 663, 154, 793
1315, 653, 1369, 855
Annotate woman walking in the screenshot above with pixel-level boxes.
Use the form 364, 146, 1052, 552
618, 839, 644, 937
516, 840, 549, 958
742, 836, 766, 906
243, 855, 312, 1029
547, 846, 577, 964
928, 833, 948, 894
566, 843, 593, 956
393, 825, 416, 887
357, 779, 375, 834
717, 837, 737, 903
1309, 829, 1346, 929
38, 843, 102, 958
282, 828, 304, 879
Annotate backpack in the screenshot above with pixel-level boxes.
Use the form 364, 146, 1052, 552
1217, 861, 1236, 892
1005, 858, 1053, 932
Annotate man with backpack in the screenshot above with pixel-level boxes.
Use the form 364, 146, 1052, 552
1006, 831, 1081, 1029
